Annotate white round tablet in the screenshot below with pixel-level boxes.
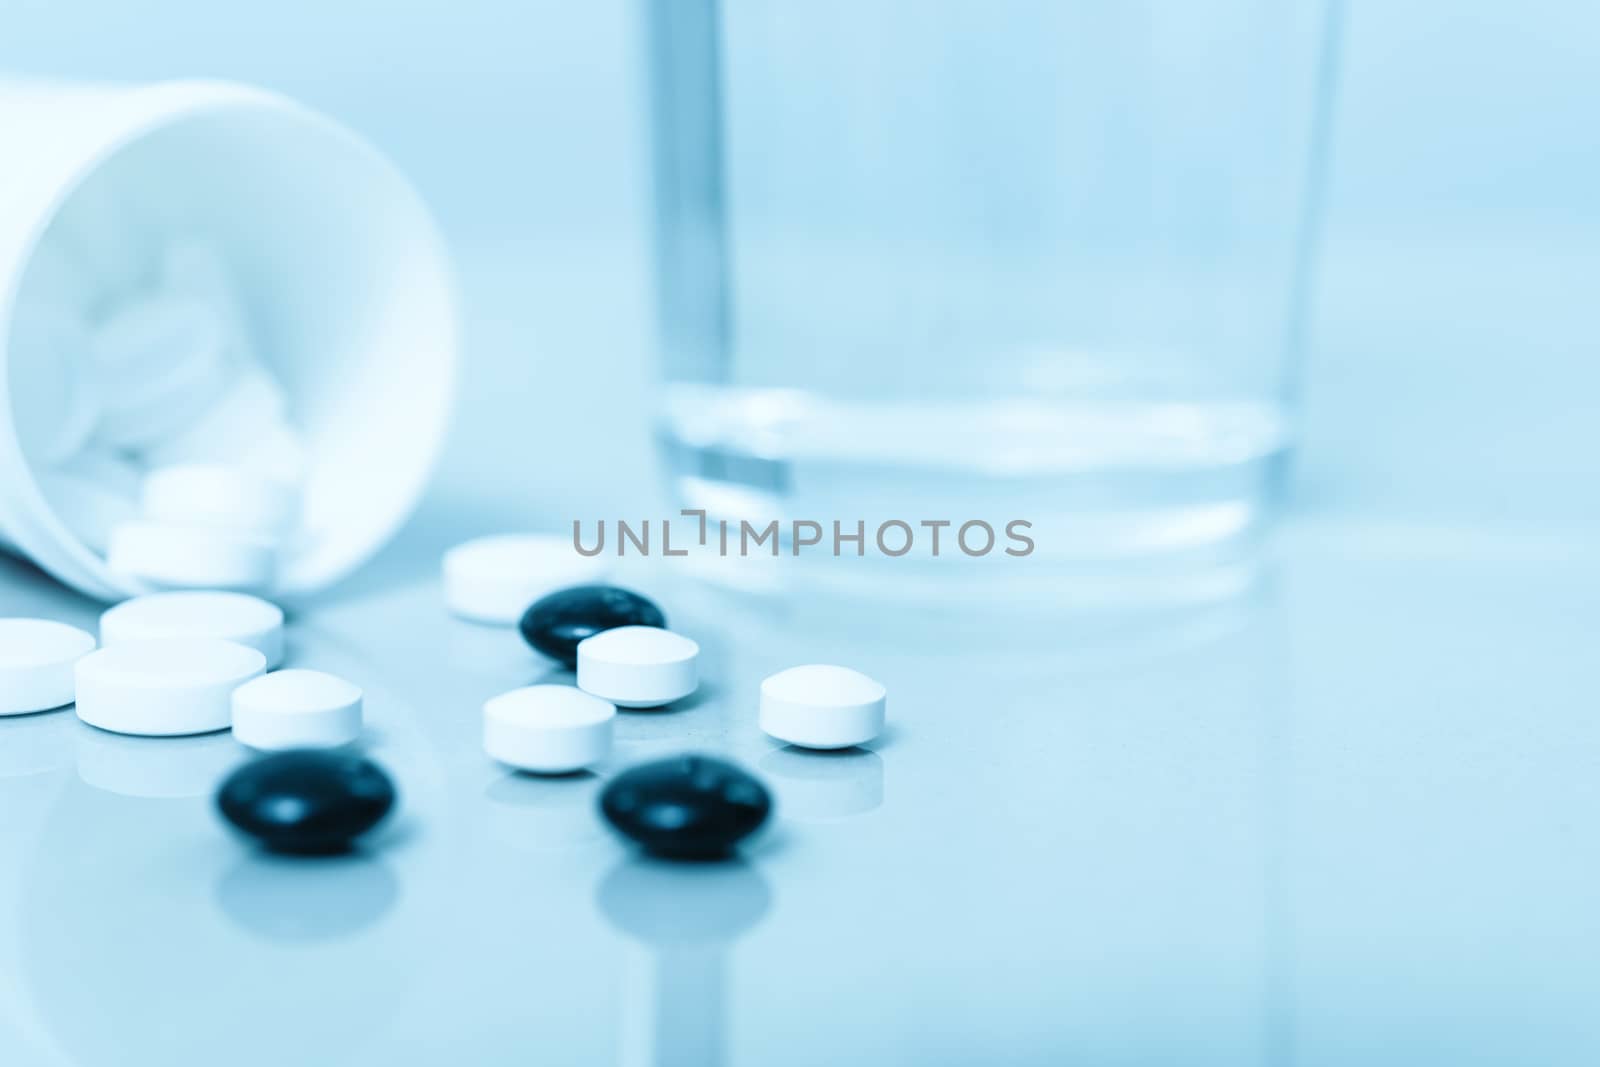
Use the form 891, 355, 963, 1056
232, 669, 364, 750
100, 591, 285, 669
0, 619, 97, 715
442, 533, 609, 625
483, 684, 615, 774
74, 637, 267, 736
759, 664, 887, 750
106, 519, 277, 591
575, 626, 699, 709
141, 462, 298, 538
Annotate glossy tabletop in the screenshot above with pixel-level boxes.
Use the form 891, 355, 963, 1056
1, 511, 1596, 1066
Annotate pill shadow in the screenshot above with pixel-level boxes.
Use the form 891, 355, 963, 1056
507, 767, 601, 784
0, 704, 74, 721
618, 682, 720, 715
775, 726, 899, 755
484, 769, 604, 805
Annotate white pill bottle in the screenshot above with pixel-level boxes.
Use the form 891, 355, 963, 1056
0, 79, 456, 600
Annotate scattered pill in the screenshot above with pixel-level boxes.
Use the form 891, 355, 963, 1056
74, 637, 266, 736
0, 618, 96, 716
599, 754, 772, 860
759, 664, 886, 750
519, 585, 666, 668
107, 519, 277, 590
140, 462, 298, 538
577, 626, 699, 708
483, 684, 615, 774
100, 590, 285, 668
232, 669, 363, 750
216, 749, 396, 855
443, 533, 609, 625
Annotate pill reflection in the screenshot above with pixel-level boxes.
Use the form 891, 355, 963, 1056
757, 745, 884, 822
597, 857, 773, 1067
480, 770, 608, 853
0, 709, 76, 779
217, 852, 399, 942
76, 726, 247, 798
23, 773, 412, 1066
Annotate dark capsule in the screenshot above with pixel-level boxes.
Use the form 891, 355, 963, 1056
217, 750, 397, 855
600, 754, 772, 860
519, 585, 666, 668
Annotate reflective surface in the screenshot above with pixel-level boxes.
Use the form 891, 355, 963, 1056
2, 512, 1597, 1065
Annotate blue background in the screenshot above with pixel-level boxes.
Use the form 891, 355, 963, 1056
2, 6, 1597, 1065
5, 0, 1594, 529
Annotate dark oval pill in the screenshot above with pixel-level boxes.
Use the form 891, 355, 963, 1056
217, 749, 396, 855
599, 754, 772, 860
519, 585, 666, 668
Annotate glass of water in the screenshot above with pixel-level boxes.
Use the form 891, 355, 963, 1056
645, 1, 1339, 605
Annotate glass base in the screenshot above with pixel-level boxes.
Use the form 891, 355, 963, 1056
658, 384, 1289, 610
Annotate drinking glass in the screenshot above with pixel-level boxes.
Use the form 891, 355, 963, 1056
644, 0, 1339, 604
